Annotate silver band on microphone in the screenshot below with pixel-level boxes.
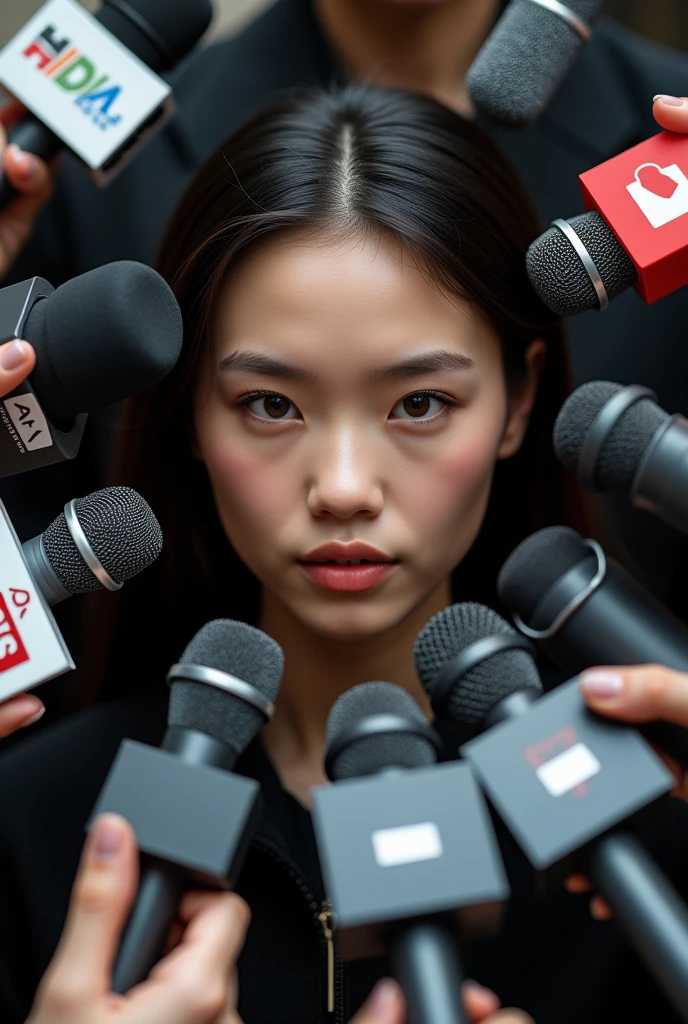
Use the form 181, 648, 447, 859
514, 539, 606, 640
526, 0, 592, 41
552, 218, 609, 312
166, 663, 276, 721
64, 499, 123, 592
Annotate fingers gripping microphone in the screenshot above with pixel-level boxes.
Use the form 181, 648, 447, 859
0, 0, 213, 207
91, 619, 284, 993
498, 526, 688, 769
0, 484, 161, 700
416, 604, 688, 1020
314, 682, 508, 1024
0, 261, 182, 476
466, 0, 604, 129
555, 380, 688, 533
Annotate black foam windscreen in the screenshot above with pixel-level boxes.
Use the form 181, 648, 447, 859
414, 603, 542, 729
526, 212, 637, 316
23, 262, 183, 423
42, 486, 162, 593
97, 0, 213, 72
497, 526, 590, 622
168, 620, 284, 755
326, 682, 437, 781
554, 381, 669, 491
467, 0, 604, 128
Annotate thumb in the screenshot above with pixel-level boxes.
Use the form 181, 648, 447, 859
45, 815, 139, 1004
0, 340, 35, 398
351, 980, 405, 1024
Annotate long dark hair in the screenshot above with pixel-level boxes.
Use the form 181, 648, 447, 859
81, 83, 586, 703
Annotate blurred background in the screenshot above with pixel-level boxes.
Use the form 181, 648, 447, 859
0, 0, 687, 51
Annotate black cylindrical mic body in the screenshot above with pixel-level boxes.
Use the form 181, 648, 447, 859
0, 0, 213, 208
554, 380, 688, 534
92, 620, 284, 993
417, 603, 688, 1019
498, 525, 688, 767
317, 683, 508, 1024
466, 0, 604, 129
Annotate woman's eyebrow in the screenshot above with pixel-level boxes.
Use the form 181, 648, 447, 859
218, 350, 315, 382
372, 349, 475, 381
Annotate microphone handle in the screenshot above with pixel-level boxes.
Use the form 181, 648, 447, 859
538, 558, 688, 767
587, 831, 688, 1021
112, 855, 185, 994
0, 116, 63, 211
391, 920, 469, 1024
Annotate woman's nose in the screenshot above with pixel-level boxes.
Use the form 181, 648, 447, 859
306, 427, 384, 520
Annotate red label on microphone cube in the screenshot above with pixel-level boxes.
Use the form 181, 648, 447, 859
0, 592, 29, 673
579, 131, 688, 304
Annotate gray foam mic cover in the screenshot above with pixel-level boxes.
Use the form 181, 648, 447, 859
23, 262, 183, 423
554, 381, 669, 490
497, 526, 590, 621
168, 620, 284, 755
41, 486, 162, 593
326, 681, 437, 781
467, 0, 604, 128
98, 0, 213, 72
526, 212, 637, 316
414, 603, 542, 729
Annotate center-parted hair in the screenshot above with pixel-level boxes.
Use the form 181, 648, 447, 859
82, 83, 586, 703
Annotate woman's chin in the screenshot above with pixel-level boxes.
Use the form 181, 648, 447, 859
295, 599, 413, 643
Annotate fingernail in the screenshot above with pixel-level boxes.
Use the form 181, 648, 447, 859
463, 980, 492, 996
654, 94, 686, 107
367, 979, 399, 1018
0, 340, 28, 371
8, 145, 38, 178
580, 671, 625, 697
91, 815, 125, 861
20, 704, 45, 728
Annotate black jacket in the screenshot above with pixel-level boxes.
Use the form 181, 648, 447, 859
2, 1, 688, 604
1, 686, 688, 1024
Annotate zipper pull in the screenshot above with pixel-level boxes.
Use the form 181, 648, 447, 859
318, 899, 335, 1014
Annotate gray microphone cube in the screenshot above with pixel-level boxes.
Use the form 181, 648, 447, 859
312, 761, 508, 961
89, 740, 262, 887
461, 678, 673, 891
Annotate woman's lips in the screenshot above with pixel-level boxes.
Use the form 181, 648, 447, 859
300, 561, 398, 593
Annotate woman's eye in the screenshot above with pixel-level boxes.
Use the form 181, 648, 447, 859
244, 393, 299, 420
390, 392, 448, 421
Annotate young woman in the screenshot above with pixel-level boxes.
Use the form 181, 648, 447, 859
0, 83, 686, 1024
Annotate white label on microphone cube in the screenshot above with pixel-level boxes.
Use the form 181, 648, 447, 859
371, 821, 443, 868
3, 393, 53, 452
0, 0, 172, 171
535, 742, 601, 798
0, 500, 73, 701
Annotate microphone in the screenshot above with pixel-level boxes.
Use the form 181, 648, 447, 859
466, 0, 604, 129
497, 525, 688, 767
90, 618, 284, 993
313, 682, 509, 1024
554, 380, 688, 534
0, 0, 213, 206
416, 602, 688, 1020
0, 484, 161, 701
0, 261, 182, 476
526, 130, 688, 313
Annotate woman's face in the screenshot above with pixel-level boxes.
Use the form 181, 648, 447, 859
194, 228, 541, 642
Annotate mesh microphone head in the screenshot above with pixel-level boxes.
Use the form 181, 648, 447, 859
97, 0, 213, 71
554, 381, 669, 491
41, 486, 162, 593
526, 212, 637, 316
497, 526, 590, 622
414, 603, 542, 729
467, 0, 604, 128
23, 262, 183, 423
168, 620, 284, 756
326, 682, 438, 781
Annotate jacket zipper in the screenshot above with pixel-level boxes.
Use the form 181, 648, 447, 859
254, 840, 344, 1023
